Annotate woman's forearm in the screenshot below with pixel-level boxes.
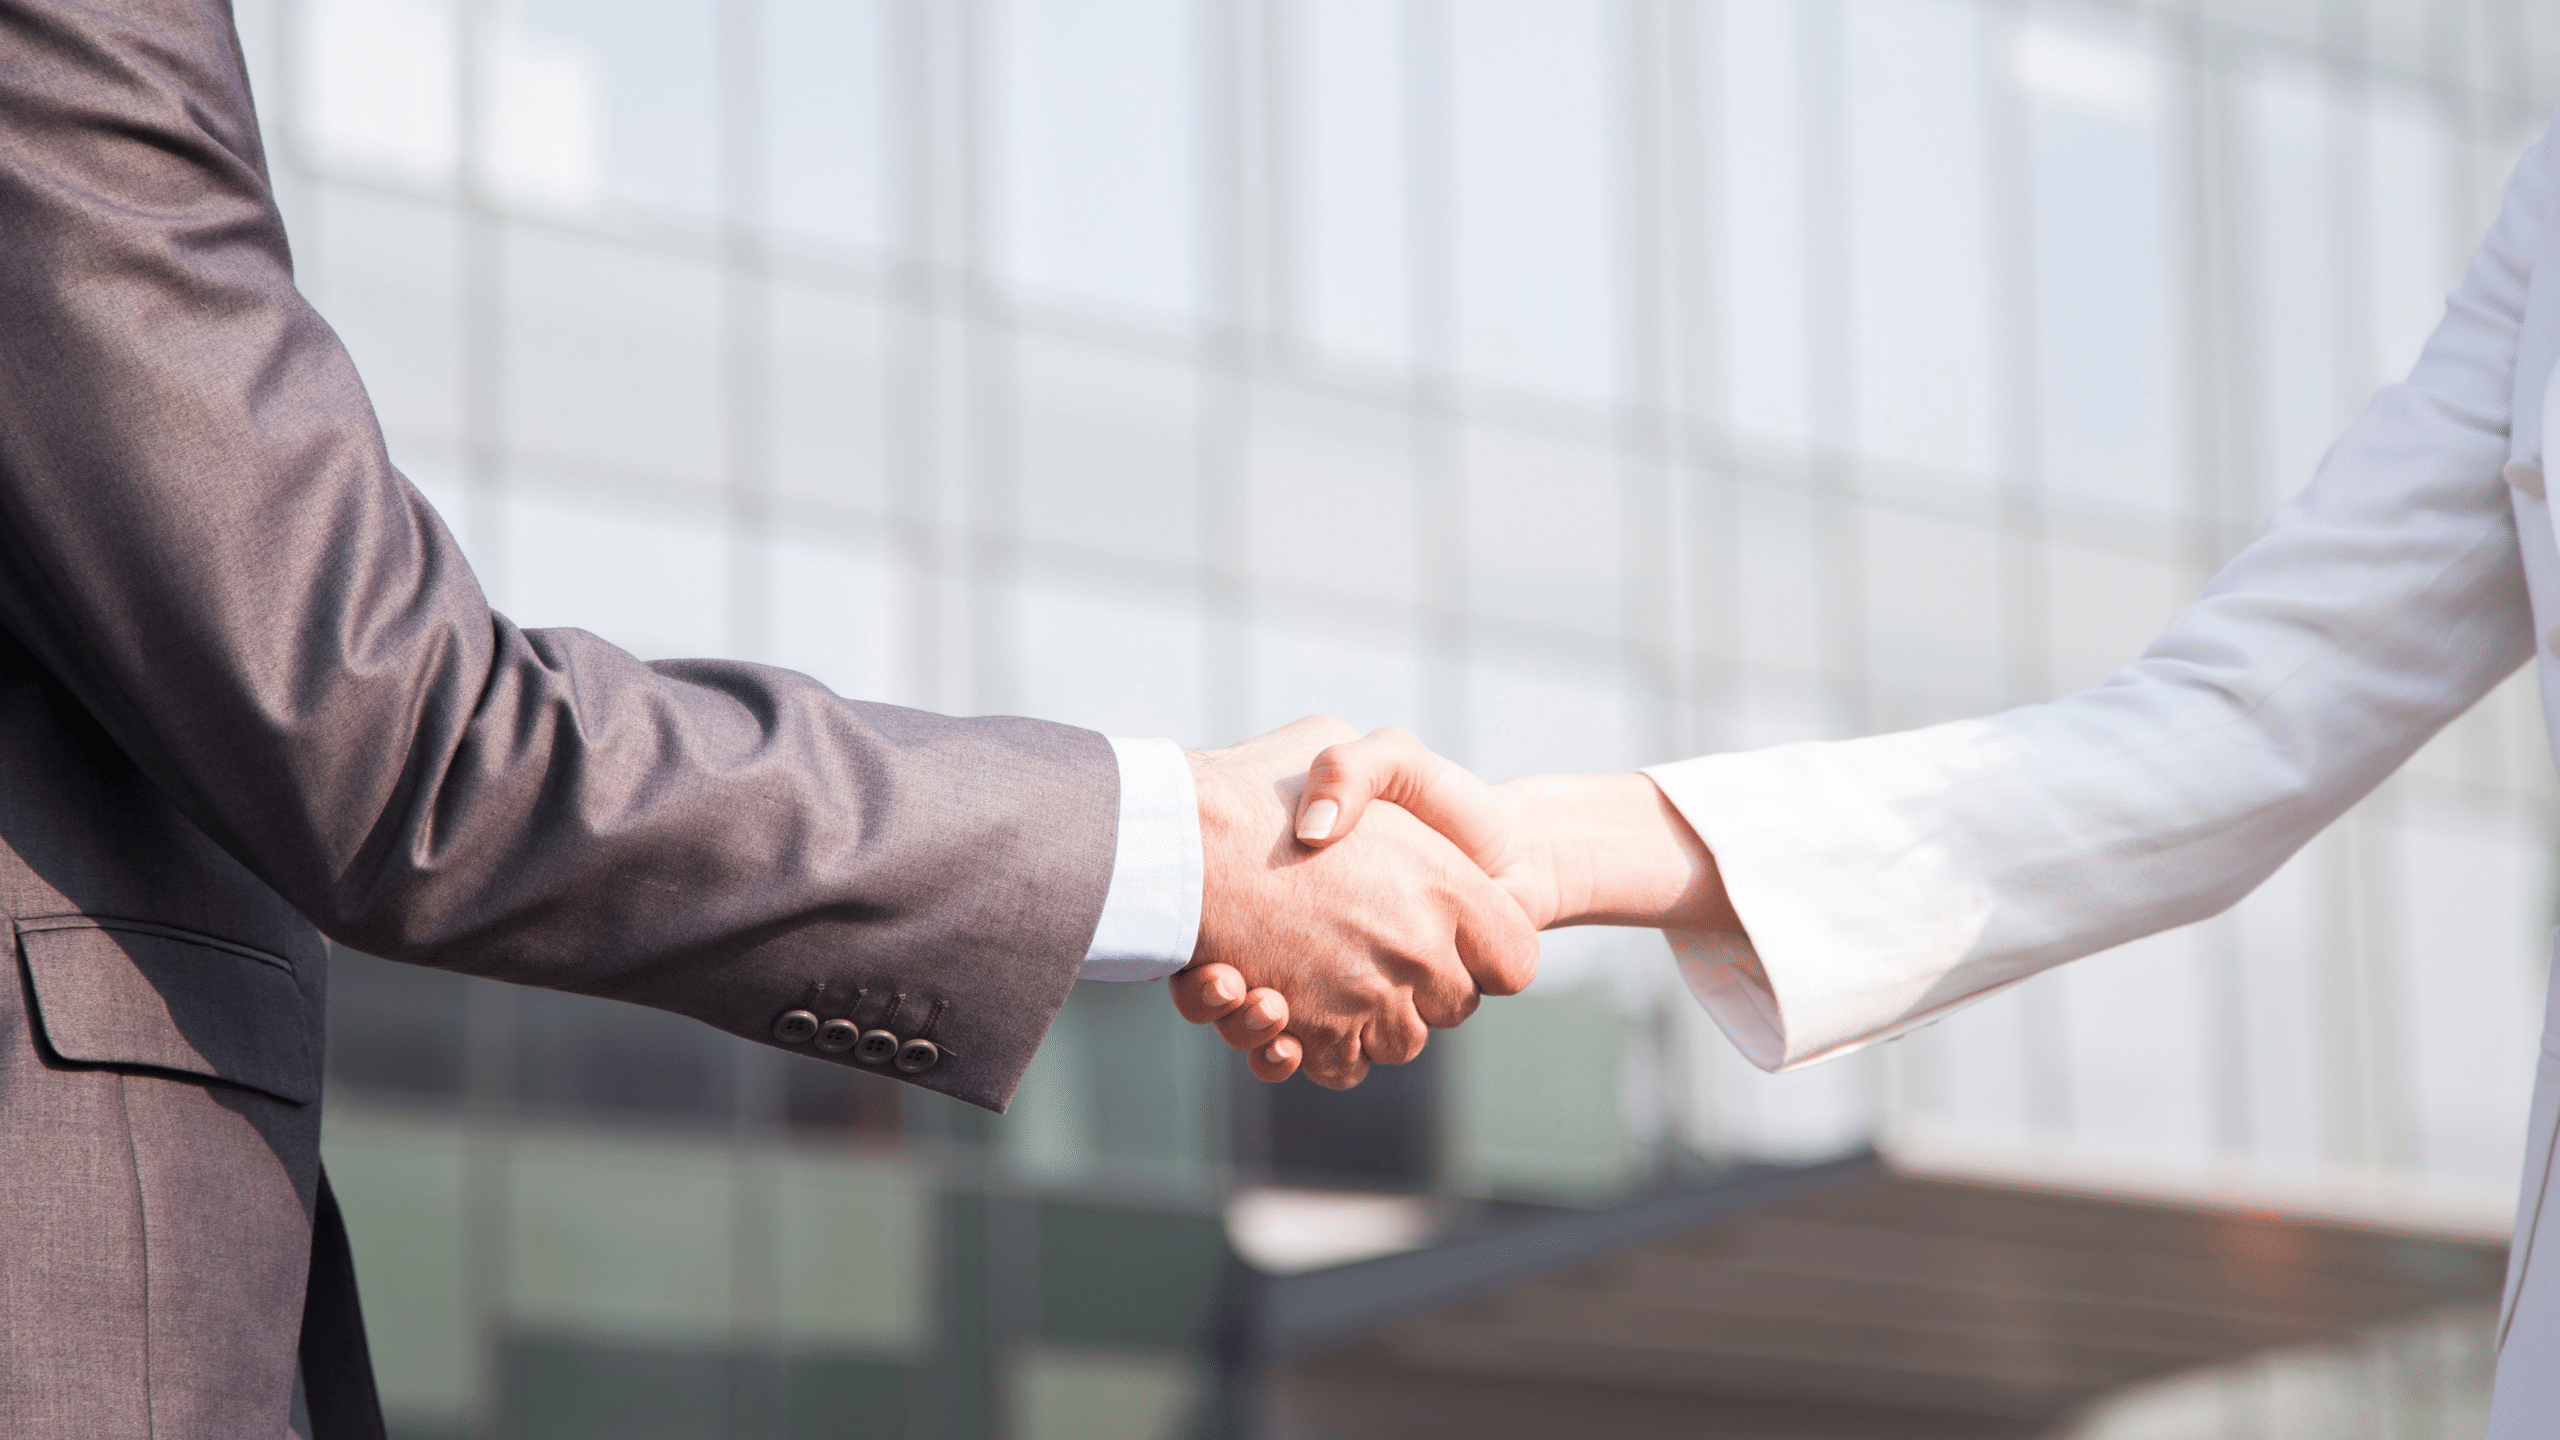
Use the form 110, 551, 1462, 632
1503, 773, 1742, 933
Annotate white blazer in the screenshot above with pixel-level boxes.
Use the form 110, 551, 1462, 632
1646, 112, 2560, 1429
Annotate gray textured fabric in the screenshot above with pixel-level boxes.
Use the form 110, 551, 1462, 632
0, 0, 1117, 1115
2, 944, 320, 1439
0, 0, 1123, 1429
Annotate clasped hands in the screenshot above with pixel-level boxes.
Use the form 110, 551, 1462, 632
1166, 716, 1743, 1088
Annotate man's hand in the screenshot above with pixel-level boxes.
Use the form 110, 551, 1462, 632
1166, 717, 1539, 1089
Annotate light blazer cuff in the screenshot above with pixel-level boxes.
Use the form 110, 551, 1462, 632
1642, 749, 2006, 1075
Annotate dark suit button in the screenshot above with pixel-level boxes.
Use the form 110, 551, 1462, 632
814, 1019, 859, 1053
894, 1038, 940, 1074
772, 1010, 819, 1044
855, 1029, 899, 1065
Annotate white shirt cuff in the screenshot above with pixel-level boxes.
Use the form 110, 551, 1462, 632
1080, 736, 1203, 981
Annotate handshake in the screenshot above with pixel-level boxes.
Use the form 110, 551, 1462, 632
1163, 716, 1746, 1088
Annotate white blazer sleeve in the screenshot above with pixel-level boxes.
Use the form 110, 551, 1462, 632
1647, 118, 2558, 1074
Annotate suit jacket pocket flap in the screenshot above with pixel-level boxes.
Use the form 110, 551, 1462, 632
18, 917, 315, 1104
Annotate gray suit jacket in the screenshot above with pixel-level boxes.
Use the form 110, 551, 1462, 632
0, 0, 1120, 1434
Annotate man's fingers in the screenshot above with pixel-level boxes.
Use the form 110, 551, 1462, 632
1166, 963, 1301, 1064
1414, 977, 1482, 1030
1291, 1020, 1372, 1089
1451, 870, 1540, 998
1362, 1001, 1430, 1067
1301, 1042, 1370, 1090
1168, 963, 1252, 1024
1214, 988, 1290, 1049
1246, 1033, 1303, 1083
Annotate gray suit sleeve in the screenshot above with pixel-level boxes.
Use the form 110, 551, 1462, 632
0, 0, 1118, 1110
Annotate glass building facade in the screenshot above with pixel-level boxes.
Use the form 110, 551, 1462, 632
234, 0, 2560, 1434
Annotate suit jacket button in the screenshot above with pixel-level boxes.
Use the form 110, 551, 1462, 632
894, 1038, 940, 1074
2507, 461, 2546, 498
772, 1010, 819, 1044
814, 1019, 859, 1053
855, 1029, 900, 1065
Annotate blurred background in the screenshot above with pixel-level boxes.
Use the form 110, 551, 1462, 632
238, 0, 2560, 1434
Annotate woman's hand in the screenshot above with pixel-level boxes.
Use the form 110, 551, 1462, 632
1295, 728, 1740, 933
1172, 729, 1747, 1067
1291, 729, 1556, 922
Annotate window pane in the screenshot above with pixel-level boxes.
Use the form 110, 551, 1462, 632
326, 948, 468, 1099
1842, 0, 2002, 488
324, 1113, 478, 1423
770, 1157, 931, 1345
513, 989, 740, 1126
756, 534, 910, 706
1010, 571, 1207, 741
2227, 840, 2341, 1179
2041, 537, 2187, 695
1708, 0, 1816, 453
1003, 987, 1216, 1189
481, 0, 720, 221
769, 282, 892, 512
779, 1062, 908, 1149
495, 484, 731, 659
506, 1133, 736, 1332
502, 229, 722, 486
2365, 85, 2459, 390
1460, 427, 1621, 639
298, 0, 461, 185
2011, 19, 2188, 525
1910, 985, 2038, 1149
303, 184, 465, 447
1446, 986, 1642, 1198
1859, 503, 2001, 707
763, 0, 899, 255
990, 0, 1204, 327
1447, 0, 1621, 405
2244, 58, 2346, 513
1243, 385, 1420, 608
1731, 482, 1830, 687
1461, 652, 1639, 779
1264, 1056, 1436, 1189
1013, 335, 1200, 566
2388, 802, 2545, 1192
2054, 929, 2218, 1170
1246, 617, 1427, 737
1281, 0, 1413, 373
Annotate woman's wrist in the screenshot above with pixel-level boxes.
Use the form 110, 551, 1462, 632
1504, 773, 1739, 932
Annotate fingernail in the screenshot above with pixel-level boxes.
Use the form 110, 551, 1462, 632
1262, 1045, 1286, 1064
1210, 976, 1241, 1005
1296, 798, 1340, 842
1243, 1002, 1278, 1031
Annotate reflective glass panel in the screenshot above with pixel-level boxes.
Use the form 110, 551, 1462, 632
1447, 0, 1621, 406
989, 0, 1204, 327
